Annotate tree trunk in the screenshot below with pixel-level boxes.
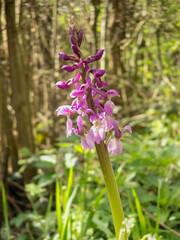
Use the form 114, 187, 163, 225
5, 0, 35, 182
91, 0, 101, 53
0, 64, 19, 172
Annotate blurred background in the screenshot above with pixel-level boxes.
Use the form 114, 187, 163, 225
0, 0, 180, 239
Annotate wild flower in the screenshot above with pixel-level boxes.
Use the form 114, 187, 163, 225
56, 16, 132, 155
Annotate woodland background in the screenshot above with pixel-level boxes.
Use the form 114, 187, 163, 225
0, 0, 180, 239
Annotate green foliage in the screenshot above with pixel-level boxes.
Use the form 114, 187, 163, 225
1, 123, 179, 240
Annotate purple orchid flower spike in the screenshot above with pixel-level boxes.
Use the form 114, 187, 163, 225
56, 16, 132, 153
56, 16, 133, 239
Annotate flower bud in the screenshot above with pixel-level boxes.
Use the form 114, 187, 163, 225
70, 34, 77, 45
94, 69, 106, 78
72, 44, 81, 58
77, 29, 83, 47
59, 52, 79, 62
95, 49, 104, 60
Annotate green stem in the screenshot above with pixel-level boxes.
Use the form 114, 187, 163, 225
95, 141, 125, 239
80, 65, 127, 239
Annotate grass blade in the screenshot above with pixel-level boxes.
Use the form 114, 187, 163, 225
156, 179, 162, 236
44, 193, 53, 236
1, 181, 11, 240
61, 186, 78, 240
63, 167, 73, 209
56, 180, 62, 239
127, 190, 140, 239
132, 188, 147, 237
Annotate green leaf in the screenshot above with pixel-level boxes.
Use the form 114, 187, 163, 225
35, 154, 56, 168
10, 213, 34, 227
21, 147, 31, 157
38, 172, 57, 187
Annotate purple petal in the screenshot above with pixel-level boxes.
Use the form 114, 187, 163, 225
61, 65, 75, 72
107, 89, 120, 98
66, 118, 73, 137
71, 73, 81, 85
70, 84, 88, 98
95, 78, 102, 88
88, 83, 107, 99
70, 90, 84, 98
89, 122, 105, 144
72, 96, 86, 110
108, 139, 122, 155
56, 105, 76, 117
112, 120, 121, 139
61, 61, 83, 72
81, 134, 95, 151
77, 60, 83, 68
84, 109, 95, 117
102, 81, 108, 88
122, 126, 132, 134
94, 69, 106, 78
55, 81, 69, 89
55, 73, 81, 90
99, 126, 105, 141
102, 115, 113, 131
77, 116, 83, 132
104, 100, 114, 116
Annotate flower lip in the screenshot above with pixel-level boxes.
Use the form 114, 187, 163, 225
108, 138, 122, 155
